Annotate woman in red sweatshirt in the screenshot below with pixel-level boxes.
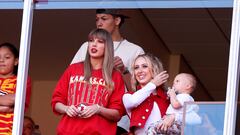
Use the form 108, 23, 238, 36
51, 28, 125, 135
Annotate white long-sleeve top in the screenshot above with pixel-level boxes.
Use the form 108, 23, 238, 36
123, 82, 162, 135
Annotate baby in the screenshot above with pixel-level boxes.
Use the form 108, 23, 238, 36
147, 73, 201, 135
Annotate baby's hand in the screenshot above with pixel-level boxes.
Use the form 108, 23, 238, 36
167, 87, 176, 97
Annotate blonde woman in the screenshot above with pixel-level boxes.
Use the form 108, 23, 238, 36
123, 53, 170, 135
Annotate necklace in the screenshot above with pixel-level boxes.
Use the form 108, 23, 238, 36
114, 39, 124, 52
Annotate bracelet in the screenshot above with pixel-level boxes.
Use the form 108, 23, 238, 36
122, 68, 129, 75
96, 104, 101, 114
65, 106, 68, 114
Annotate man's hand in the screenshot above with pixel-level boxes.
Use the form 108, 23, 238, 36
114, 56, 125, 73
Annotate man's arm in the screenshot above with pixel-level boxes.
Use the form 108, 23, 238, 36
113, 56, 133, 91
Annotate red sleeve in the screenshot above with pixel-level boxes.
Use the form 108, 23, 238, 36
25, 77, 31, 111
51, 66, 72, 115
107, 71, 125, 116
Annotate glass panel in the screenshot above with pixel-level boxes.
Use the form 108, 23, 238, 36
0, 0, 22, 1
34, 0, 234, 9
0, 0, 236, 134
182, 102, 225, 135
0, 0, 23, 9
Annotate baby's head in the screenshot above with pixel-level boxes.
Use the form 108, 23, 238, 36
172, 73, 196, 94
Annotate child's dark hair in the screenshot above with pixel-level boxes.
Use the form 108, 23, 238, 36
24, 115, 39, 130
0, 42, 19, 75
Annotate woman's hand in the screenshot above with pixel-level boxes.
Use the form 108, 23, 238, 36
79, 104, 100, 118
157, 114, 175, 133
65, 105, 79, 117
151, 71, 169, 87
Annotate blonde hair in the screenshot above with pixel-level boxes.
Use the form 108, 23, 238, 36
84, 28, 114, 90
131, 53, 165, 91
